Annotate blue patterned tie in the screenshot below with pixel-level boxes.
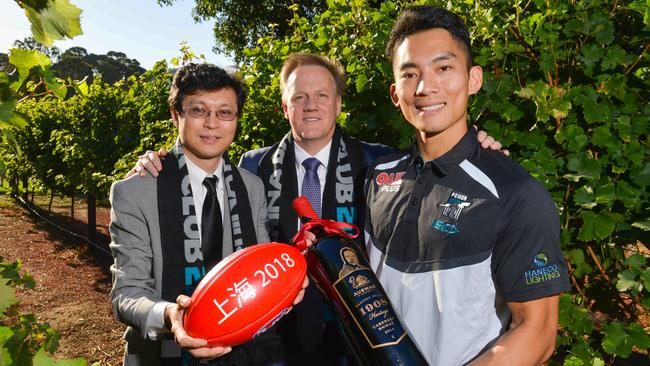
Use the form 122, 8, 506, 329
298, 157, 324, 352
301, 157, 321, 217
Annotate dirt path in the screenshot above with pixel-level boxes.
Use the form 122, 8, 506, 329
0, 195, 124, 365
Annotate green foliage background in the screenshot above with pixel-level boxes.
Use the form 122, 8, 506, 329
0, 0, 648, 364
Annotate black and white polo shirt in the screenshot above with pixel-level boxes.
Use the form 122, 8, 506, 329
364, 129, 570, 366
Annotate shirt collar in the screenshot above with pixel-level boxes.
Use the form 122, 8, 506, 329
186, 155, 224, 191
294, 140, 332, 170
409, 128, 478, 176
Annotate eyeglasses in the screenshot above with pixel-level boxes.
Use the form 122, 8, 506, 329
181, 105, 238, 121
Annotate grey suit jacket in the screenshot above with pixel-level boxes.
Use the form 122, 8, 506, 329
109, 165, 270, 366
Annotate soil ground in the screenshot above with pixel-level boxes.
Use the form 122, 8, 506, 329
0, 193, 123, 365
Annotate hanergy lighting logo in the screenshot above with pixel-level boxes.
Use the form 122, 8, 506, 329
375, 172, 405, 192
524, 252, 561, 286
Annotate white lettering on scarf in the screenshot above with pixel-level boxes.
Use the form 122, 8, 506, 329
179, 154, 201, 263
267, 140, 286, 223
336, 139, 354, 203
224, 163, 243, 250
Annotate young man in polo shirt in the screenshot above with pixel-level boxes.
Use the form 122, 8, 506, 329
363, 6, 570, 365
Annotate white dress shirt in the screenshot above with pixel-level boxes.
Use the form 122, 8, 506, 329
294, 141, 331, 198
294, 141, 331, 227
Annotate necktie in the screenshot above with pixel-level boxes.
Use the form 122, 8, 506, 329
201, 176, 223, 271
297, 157, 323, 353
301, 157, 321, 217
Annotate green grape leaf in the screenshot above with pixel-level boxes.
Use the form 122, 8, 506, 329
33, 348, 86, 366
615, 181, 638, 208
640, 268, 650, 290
578, 211, 596, 242
8, 48, 51, 90
568, 248, 593, 277
0, 98, 20, 129
9, 111, 29, 130
558, 294, 573, 328
580, 43, 604, 67
355, 73, 369, 93
593, 18, 615, 45
42, 69, 67, 99
569, 248, 586, 265
566, 154, 601, 181
614, 115, 632, 141
632, 220, 650, 231
631, 162, 650, 187
21, 0, 83, 47
601, 47, 628, 70
583, 100, 609, 123
594, 212, 616, 239
74, 81, 88, 97
601, 321, 633, 357
627, 322, 650, 350
559, 294, 594, 336
616, 269, 640, 293
574, 185, 597, 208
0, 326, 14, 365
595, 183, 615, 205
501, 100, 524, 122
624, 254, 647, 268
592, 126, 617, 150
0, 279, 17, 318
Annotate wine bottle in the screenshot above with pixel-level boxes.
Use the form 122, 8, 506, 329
292, 196, 428, 366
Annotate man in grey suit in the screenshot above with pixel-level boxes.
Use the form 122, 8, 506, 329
110, 63, 305, 366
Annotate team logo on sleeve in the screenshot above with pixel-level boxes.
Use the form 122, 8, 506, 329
524, 252, 561, 285
432, 191, 470, 234
375, 172, 405, 192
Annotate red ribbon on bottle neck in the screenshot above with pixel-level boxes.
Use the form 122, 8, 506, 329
292, 219, 360, 251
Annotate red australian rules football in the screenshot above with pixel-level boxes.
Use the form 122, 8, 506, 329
183, 242, 307, 347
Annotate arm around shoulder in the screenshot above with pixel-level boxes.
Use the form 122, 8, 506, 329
238, 146, 272, 175
240, 170, 270, 243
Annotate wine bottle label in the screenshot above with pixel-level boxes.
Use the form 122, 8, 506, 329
332, 247, 408, 349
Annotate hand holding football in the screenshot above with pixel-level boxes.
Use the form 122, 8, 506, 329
183, 243, 307, 347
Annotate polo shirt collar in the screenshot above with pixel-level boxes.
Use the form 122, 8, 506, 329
409, 128, 478, 176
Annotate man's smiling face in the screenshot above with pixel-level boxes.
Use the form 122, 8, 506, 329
172, 88, 238, 172
282, 64, 341, 151
390, 28, 482, 138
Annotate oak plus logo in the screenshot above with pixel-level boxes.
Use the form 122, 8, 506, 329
375, 171, 405, 192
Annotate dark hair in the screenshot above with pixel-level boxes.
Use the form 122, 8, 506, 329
168, 63, 247, 117
386, 6, 473, 68
280, 53, 346, 97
